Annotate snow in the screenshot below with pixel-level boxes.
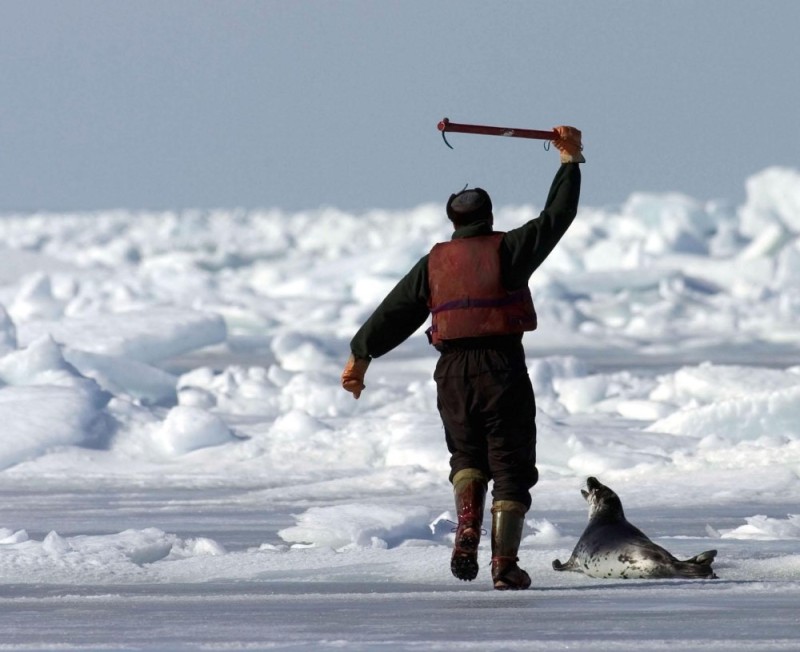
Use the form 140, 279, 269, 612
0, 167, 799, 649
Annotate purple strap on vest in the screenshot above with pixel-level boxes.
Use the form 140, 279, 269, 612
430, 288, 531, 315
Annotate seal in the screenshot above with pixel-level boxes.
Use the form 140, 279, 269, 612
552, 477, 718, 579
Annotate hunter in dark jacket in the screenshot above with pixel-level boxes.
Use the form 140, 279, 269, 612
342, 126, 583, 590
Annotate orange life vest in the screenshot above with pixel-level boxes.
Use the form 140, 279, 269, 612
427, 233, 537, 346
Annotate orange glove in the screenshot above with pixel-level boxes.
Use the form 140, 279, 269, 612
553, 126, 585, 163
341, 354, 370, 399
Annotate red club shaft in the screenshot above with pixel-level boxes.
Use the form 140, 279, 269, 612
438, 117, 557, 142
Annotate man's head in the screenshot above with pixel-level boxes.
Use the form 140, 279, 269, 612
446, 187, 493, 227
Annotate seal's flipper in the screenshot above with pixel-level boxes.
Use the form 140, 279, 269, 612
552, 556, 579, 572
689, 549, 717, 565
674, 549, 718, 579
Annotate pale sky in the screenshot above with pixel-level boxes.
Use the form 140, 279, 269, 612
1, 0, 798, 213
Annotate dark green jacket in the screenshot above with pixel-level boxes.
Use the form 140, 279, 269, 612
350, 163, 581, 359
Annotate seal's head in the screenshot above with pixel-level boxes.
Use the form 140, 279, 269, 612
581, 476, 625, 521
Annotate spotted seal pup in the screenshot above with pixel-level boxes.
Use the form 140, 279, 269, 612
553, 477, 717, 579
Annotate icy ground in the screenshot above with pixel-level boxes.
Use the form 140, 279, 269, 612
0, 167, 799, 650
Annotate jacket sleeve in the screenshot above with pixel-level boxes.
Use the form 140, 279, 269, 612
349, 255, 431, 359
501, 162, 581, 288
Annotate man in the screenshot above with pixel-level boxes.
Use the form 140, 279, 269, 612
341, 126, 583, 590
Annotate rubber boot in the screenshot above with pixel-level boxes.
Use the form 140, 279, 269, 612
450, 468, 488, 581
491, 500, 531, 590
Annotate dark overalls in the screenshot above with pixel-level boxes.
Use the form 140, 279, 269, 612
434, 335, 538, 507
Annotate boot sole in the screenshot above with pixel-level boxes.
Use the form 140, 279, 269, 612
451, 553, 479, 581
451, 527, 480, 581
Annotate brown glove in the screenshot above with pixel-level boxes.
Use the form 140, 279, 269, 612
552, 126, 585, 163
341, 354, 370, 399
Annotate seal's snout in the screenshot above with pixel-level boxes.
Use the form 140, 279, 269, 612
581, 476, 600, 501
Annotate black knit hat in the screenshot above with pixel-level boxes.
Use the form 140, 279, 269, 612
446, 187, 493, 225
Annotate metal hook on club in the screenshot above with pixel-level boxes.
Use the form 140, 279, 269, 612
439, 118, 454, 149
